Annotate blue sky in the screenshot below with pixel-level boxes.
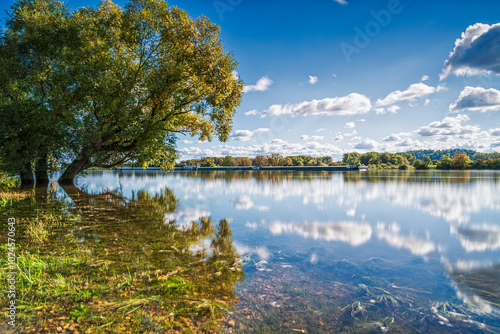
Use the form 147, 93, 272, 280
2, 0, 500, 160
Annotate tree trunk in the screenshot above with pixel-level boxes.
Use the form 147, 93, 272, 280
58, 153, 91, 186
20, 161, 34, 188
35, 156, 49, 185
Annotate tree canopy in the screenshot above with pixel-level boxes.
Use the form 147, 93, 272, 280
0, 0, 77, 185
0, 0, 243, 185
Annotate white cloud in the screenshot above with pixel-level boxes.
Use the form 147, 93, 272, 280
421, 75, 430, 81
243, 76, 273, 93
424, 99, 431, 106
449, 86, 500, 113
308, 75, 318, 84
230, 130, 254, 142
333, 134, 344, 141
180, 140, 344, 160
333, 0, 348, 4
382, 134, 401, 142
376, 83, 445, 106
316, 128, 328, 133
344, 122, 356, 128
232, 70, 239, 80
441, 23, 500, 79
354, 139, 378, 150
416, 114, 480, 137
377, 105, 401, 115
181, 140, 193, 144
388, 105, 401, 114
245, 109, 258, 116
491, 128, 500, 136
301, 135, 324, 141
261, 93, 372, 117
230, 128, 271, 142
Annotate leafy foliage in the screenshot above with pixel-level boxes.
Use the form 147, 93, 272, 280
0, 0, 243, 183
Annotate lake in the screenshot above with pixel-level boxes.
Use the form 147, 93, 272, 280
59, 169, 500, 332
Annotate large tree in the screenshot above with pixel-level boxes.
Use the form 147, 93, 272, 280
0, 0, 76, 187
57, 0, 243, 184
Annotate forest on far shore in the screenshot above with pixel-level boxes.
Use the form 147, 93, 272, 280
176, 149, 500, 170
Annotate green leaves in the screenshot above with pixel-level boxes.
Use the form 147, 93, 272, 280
1, 0, 243, 182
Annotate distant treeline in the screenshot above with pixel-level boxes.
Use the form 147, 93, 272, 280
177, 150, 500, 170
406, 149, 500, 161
177, 154, 340, 168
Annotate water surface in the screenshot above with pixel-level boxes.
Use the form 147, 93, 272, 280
73, 169, 500, 333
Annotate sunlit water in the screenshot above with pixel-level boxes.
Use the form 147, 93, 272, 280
68, 169, 500, 333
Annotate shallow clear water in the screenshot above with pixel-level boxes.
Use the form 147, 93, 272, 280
70, 169, 500, 332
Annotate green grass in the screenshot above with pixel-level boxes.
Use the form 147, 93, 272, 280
0, 188, 244, 333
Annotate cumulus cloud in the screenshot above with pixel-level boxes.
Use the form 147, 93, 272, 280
441, 23, 500, 79
421, 75, 430, 81
416, 114, 480, 137
230, 128, 271, 142
261, 93, 372, 117
333, 134, 344, 141
354, 139, 378, 150
382, 134, 401, 142
376, 105, 401, 115
300, 135, 324, 141
243, 76, 273, 93
344, 122, 356, 128
180, 140, 344, 160
230, 130, 254, 142
309, 75, 318, 84
232, 71, 239, 80
449, 86, 500, 113
245, 109, 258, 116
376, 83, 445, 106
491, 128, 500, 136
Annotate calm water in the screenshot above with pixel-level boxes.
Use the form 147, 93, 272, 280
68, 169, 500, 333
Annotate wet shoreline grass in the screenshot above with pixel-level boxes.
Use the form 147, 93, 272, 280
0, 186, 243, 333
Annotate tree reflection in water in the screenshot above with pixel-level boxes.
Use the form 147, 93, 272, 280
7, 184, 243, 333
